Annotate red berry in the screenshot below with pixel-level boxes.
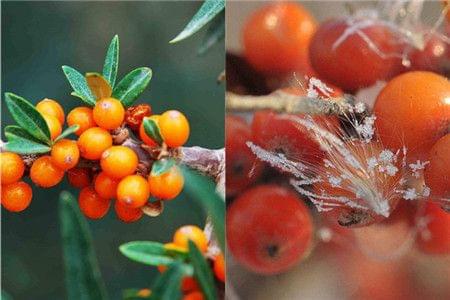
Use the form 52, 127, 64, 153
406, 32, 447, 73
114, 200, 143, 223
78, 187, 111, 219
424, 134, 450, 201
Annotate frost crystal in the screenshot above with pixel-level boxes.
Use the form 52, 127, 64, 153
409, 160, 430, 178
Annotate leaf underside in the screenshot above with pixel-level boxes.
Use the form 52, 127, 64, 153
86, 72, 112, 100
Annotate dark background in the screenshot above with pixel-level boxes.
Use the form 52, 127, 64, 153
1, 1, 224, 299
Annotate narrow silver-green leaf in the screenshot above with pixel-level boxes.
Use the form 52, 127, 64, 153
143, 117, 163, 145
54, 125, 80, 142
198, 11, 225, 55
4, 92, 51, 144
102, 35, 119, 88
170, 0, 225, 43
112, 67, 152, 107
151, 158, 176, 177
62, 66, 96, 106
119, 241, 176, 267
149, 262, 184, 300
181, 166, 225, 251
4, 126, 51, 154
188, 241, 217, 300
59, 191, 108, 300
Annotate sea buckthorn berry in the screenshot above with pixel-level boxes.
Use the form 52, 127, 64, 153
100, 146, 138, 179
78, 187, 110, 219
227, 185, 313, 275
117, 175, 150, 208
159, 110, 190, 148
94, 171, 119, 199
139, 115, 161, 147
51, 139, 80, 170
424, 134, 450, 200
1, 181, 32, 212
173, 225, 208, 253
36, 98, 65, 125
1, 152, 25, 185
183, 291, 204, 300
243, 2, 317, 75
93, 97, 125, 130
417, 202, 450, 254
125, 104, 152, 131
30, 156, 64, 188
67, 107, 96, 136
42, 113, 62, 140
213, 253, 225, 282
148, 165, 184, 200
67, 168, 91, 189
77, 127, 113, 160
114, 200, 143, 223
164, 242, 188, 253
374, 71, 450, 161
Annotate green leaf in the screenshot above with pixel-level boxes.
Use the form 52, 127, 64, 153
151, 158, 176, 177
170, 0, 225, 43
181, 167, 225, 251
59, 191, 108, 300
62, 66, 96, 106
54, 125, 80, 142
4, 126, 51, 154
198, 11, 225, 55
103, 35, 119, 88
4, 93, 51, 144
119, 241, 176, 267
188, 241, 217, 300
142, 117, 163, 145
149, 262, 184, 300
112, 67, 152, 107
123, 289, 151, 300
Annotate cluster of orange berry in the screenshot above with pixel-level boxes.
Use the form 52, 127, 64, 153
1, 96, 190, 222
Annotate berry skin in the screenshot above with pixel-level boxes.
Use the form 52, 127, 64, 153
173, 225, 208, 253
51, 139, 80, 170
213, 253, 225, 282
243, 2, 317, 75
36, 98, 65, 125
417, 202, 450, 254
424, 134, 450, 200
226, 115, 262, 197
77, 127, 113, 160
310, 19, 403, 91
42, 113, 62, 140
67, 168, 91, 189
227, 185, 313, 275
1, 181, 32, 212
148, 165, 184, 200
93, 97, 125, 130
67, 107, 96, 136
159, 110, 190, 148
183, 291, 204, 300
125, 104, 152, 131
94, 171, 119, 199
116, 175, 150, 208
139, 115, 161, 147
78, 187, 110, 219
406, 32, 447, 73
30, 156, 64, 188
114, 200, 143, 223
100, 146, 138, 179
1, 152, 25, 185
374, 71, 450, 161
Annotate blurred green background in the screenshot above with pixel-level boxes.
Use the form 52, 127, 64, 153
1, 1, 224, 299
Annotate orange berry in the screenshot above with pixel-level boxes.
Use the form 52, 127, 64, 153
136, 289, 151, 297
148, 165, 184, 200
1, 152, 25, 185
51, 139, 80, 170
213, 253, 225, 282
67, 168, 91, 189
93, 97, 125, 130
77, 127, 112, 160
117, 175, 150, 208
78, 187, 110, 219
30, 156, 64, 188
1, 181, 32, 212
159, 110, 190, 147
94, 171, 119, 199
67, 107, 96, 136
36, 98, 65, 125
114, 200, 143, 223
164, 242, 188, 253
42, 113, 62, 140
100, 146, 138, 179
183, 291, 204, 300
139, 115, 161, 147
173, 225, 208, 253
